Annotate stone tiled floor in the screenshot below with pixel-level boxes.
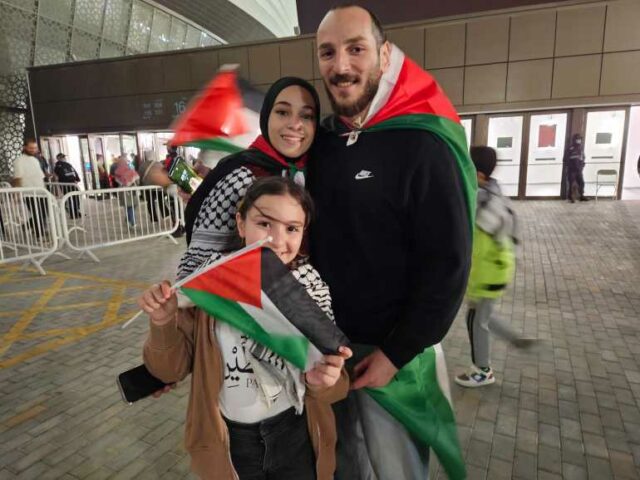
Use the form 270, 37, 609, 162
1, 200, 639, 479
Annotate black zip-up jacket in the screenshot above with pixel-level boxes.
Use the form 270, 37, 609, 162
308, 116, 472, 369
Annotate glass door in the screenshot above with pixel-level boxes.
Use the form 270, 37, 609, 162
525, 112, 568, 197
621, 106, 640, 200
584, 110, 626, 196
487, 115, 524, 197
460, 117, 473, 149
103, 135, 122, 176
121, 133, 139, 169
79, 136, 96, 189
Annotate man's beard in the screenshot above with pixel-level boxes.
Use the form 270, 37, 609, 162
325, 69, 381, 119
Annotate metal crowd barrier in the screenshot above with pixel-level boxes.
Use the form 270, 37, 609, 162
0, 187, 60, 275
59, 185, 181, 261
0, 185, 182, 275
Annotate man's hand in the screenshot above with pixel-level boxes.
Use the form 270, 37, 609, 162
351, 348, 398, 390
305, 346, 352, 389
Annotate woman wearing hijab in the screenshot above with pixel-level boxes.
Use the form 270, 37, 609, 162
177, 77, 320, 280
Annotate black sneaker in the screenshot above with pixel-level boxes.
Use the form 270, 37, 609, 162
171, 226, 185, 238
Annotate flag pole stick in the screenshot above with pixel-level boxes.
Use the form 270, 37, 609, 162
121, 237, 271, 330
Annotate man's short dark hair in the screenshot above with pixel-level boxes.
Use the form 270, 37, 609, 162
330, 4, 387, 47
23, 138, 36, 146
470, 146, 498, 177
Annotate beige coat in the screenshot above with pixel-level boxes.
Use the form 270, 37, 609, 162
144, 307, 349, 480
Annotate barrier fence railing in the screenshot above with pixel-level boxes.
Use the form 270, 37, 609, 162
1, 185, 182, 275
59, 185, 181, 260
0, 187, 60, 275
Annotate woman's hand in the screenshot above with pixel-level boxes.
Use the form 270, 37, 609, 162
138, 281, 177, 326
305, 346, 352, 389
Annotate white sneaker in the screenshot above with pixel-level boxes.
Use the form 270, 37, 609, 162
455, 365, 495, 388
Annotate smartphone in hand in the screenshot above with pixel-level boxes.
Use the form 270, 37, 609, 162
116, 364, 170, 405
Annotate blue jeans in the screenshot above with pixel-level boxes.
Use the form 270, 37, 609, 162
224, 407, 316, 480
126, 206, 135, 225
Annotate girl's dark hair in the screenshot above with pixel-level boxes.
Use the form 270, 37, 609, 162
237, 176, 314, 228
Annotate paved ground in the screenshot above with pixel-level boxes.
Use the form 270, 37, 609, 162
0, 200, 639, 479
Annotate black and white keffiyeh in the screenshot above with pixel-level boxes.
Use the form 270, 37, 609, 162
177, 166, 255, 280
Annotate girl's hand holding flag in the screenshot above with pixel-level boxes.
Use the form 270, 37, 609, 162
138, 280, 177, 327
306, 346, 352, 390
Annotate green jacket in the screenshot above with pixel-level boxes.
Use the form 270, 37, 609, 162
466, 227, 515, 300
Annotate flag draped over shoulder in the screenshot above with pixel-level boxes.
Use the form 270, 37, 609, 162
170, 68, 263, 154
180, 245, 348, 372
352, 45, 473, 480
356, 44, 477, 233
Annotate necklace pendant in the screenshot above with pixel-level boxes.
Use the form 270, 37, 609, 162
347, 130, 360, 146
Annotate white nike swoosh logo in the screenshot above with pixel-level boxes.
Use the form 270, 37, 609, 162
355, 172, 374, 180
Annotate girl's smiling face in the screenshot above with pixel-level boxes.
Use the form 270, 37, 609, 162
236, 193, 306, 265
267, 85, 317, 158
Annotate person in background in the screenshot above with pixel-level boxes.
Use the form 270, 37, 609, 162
53, 153, 81, 219
112, 155, 140, 228
11, 139, 49, 238
455, 146, 534, 388
138, 151, 185, 238
564, 133, 589, 202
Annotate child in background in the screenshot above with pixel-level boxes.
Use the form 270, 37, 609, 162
139, 177, 351, 479
455, 146, 534, 388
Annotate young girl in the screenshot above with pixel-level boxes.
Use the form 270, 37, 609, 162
139, 177, 351, 480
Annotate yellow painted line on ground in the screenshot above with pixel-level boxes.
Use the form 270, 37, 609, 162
0, 265, 151, 368
0, 300, 112, 318
0, 264, 150, 289
0, 277, 66, 356
0, 283, 114, 298
2, 404, 46, 428
0, 312, 134, 369
18, 303, 139, 340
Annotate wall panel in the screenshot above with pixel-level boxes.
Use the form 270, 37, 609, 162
509, 11, 555, 61
464, 63, 507, 104
555, 5, 605, 56
466, 16, 509, 65
387, 27, 425, 67
280, 40, 314, 80
430, 67, 464, 105
425, 23, 466, 69
507, 59, 552, 101
552, 54, 601, 98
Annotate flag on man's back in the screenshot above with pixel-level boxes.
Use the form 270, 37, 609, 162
170, 67, 263, 154
180, 245, 348, 371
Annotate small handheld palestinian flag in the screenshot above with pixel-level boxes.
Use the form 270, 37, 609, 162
178, 240, 348, 372
170, 66, 264, 154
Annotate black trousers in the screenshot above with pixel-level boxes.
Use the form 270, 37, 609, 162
567, 169, 585, 199
60, 183, 80, 219
25, 196, 48, 238
224, 407, 316, 480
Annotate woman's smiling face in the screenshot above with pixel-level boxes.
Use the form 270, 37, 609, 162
267, 85, 317, 158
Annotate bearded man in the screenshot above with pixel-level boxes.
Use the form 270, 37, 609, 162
308, 5, 475, 479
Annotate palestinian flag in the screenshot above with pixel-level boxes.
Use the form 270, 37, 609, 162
355, 44, 477, 232
179, 242, 348, 372
350, 45, 473, 480
170, 67, 263, 154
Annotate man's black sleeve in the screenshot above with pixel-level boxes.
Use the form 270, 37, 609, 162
381, 133, 472, 368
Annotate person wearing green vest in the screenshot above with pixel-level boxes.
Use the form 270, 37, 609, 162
456, 146, 535, 388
